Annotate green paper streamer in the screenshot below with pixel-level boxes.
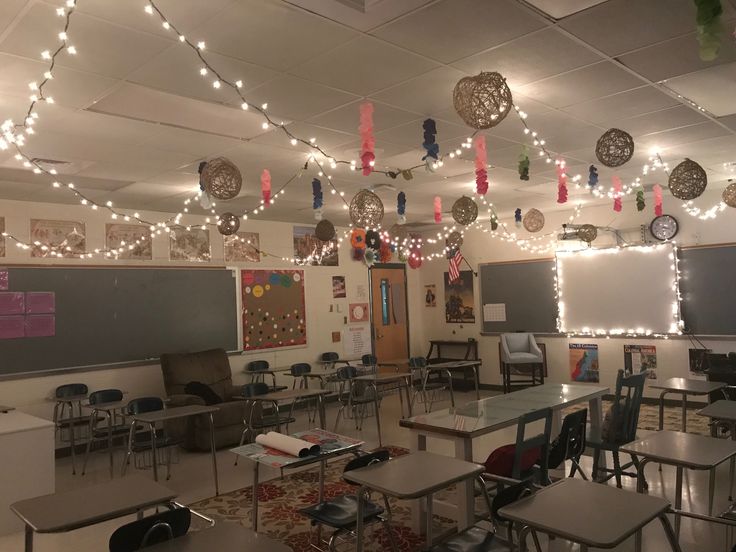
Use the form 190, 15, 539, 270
636, 189, 646, 212
518, 147, 530, 181
694, 0, 723, 61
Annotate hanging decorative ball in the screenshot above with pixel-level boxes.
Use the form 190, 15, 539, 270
522, 208, 545, 233
315, 219, 336, 242
723, 182, 736, 207
349, 189, 384, 228
452, 71, 513, 130
389, 224, 408, 247
594, 128, 635, 168
446, 231, 463, 249
669, 158, 708, 200
578, 224, 598, 243
408, 254, 422, 269
451, 196, 479, 226
217, 212, 240, 236
201, 157, 242, 200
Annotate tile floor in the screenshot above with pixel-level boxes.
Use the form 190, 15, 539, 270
0, 389, 732, 551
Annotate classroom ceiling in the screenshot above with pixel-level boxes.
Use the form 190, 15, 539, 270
1, 0, 736, 226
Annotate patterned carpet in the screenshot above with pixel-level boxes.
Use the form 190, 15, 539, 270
189, 402, 711, 551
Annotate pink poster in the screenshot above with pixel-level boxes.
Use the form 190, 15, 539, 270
0, 292, 24, 315
0, 316, 25, 339
25, 292, 55, 314
0, 270, 7, 291
25, 315, 55, 337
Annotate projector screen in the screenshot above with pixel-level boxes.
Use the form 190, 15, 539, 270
555, 244, 682, 336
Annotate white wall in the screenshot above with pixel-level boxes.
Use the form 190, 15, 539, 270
413, 189, 736, 398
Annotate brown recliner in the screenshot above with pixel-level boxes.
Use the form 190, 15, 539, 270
160, 348, 248, 451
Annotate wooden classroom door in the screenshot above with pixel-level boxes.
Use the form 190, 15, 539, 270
369, 265, 409, 372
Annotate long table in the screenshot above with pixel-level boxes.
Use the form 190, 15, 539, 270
398, 383, 608, 532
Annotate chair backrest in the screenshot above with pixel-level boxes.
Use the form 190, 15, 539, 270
608, 369, 647, 444
290, 363, 311, 376
408, 356, 427, 369
109, 507, 191, 552
512, 407, 553, 481
241, 382, 270, 397
336, 365, 358, 380
89, 389, 124, 405
548, 408, 587, 469
705, 359, 736, 400
55, 383, 88, 398
491, 479, 536, 524
321, 352, 339, 362
126, 397, 164, 416
246, 360, 270, 372
343, 450, 390, 479
361, 354, 377, 366
501, 333, 533, 354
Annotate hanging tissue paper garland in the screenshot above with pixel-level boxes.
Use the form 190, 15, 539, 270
636, 189, 646, 211
261, 169, 271, 206
359, 102, 375, 176
379, 241, 392, 263
588, 165, 599, 189
612, 177, 623, 212
397, 192, 406, 224
474, 135, 489, 195
312, 178, 323, 220
518, 147, 530, 181
653, 184, 664, 216
514, 208, 522, 227
421, 119, 439, 161
557, 162, 568, 204
695, 0, 724, 61
434, 196, 442, 223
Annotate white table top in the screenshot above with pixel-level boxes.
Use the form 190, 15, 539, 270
650, 377, 725, 395
620, 430, 736, 469
132, 404, 219, 424
0, 411, 55, 436
698, 400, 736, 421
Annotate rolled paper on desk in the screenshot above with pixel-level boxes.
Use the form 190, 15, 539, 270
255, 432, 321, 458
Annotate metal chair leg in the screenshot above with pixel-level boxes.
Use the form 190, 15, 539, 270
81, 412, 96, 476
121, 422, 136, 476
613, 450, 623, 488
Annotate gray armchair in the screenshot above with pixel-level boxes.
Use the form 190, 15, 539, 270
499, 333, 545, 394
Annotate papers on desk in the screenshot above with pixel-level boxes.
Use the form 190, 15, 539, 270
255, 432, 320, 458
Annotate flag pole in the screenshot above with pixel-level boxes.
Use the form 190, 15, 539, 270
461, 255, 477, 277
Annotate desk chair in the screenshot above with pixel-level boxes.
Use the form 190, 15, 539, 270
333, 366, 377, 431
81, 389, 131, 476
548, 408, 588, 480
53, 383, 89, 475
409, 356, 451, 413
245, 360, 287, 392
109, 507, 191, 552
359, 354, 378, 375
499, 334, 544, 394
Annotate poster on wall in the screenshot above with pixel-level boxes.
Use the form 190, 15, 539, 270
293, 225, 338, 266
242, 269, 306, 351
624, 345, 657, 379
224, 231, 260, 263
170, 227, 210, 262
0, 217, 5, 257
343, 325, 371, 357
106, 224, 152, 260
424, 284, 436, 307
332, 276, 346, 298
349, 303, 369, 323
569, 343, 599, 383
444, 270, 475, 323
689, 348, 712, 376
30, 219, 85, 258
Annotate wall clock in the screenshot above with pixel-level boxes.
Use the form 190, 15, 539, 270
650, 214, 679, 241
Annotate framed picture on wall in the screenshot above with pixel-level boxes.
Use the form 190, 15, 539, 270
425, 284, 436, 307
30, 219, 85, 258
444, 270, 475, 323
106, 224, 152, 260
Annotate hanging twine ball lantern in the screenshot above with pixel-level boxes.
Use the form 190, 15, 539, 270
315, 219, 336, 241
201, 157, 242, 200
452, 196, 479, 226
595, 128, 635, 168
522, 208, 545, 233
578, 224, 598, 243
669, 158, 707, 200
452, 71, 513, 130
349, 189, 384, 228
389, 223, 408, 246
722, 182, 736, 207
446, 231, 463, 249
217, 212, 240, 236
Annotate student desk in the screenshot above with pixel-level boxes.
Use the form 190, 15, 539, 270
354, 373, 413, 446
498, 478, 681, 552
343, 451, 483, 551
11, 475, 176, 552
236, 388, 330, 429
699, 400, 736, 500
650, 378, 726, 433
141, 522, 292, 552
427, 360, 482, 400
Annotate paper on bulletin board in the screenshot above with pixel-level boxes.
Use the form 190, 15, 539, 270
25, 314, 55, 337
343, 325, 371, 357
0, 292, 24, 315
483, 303, 506, 322
0, 316, 24, 339
0, 269, 8, 291
25, 292, 55, 314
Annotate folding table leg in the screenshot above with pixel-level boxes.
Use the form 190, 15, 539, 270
24, 525, 33, 552
252, 462, 260, 531
659, 513, 684, 552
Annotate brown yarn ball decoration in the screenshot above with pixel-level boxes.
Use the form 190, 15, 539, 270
315, 219, 336, 241
723, 182, 736, 208
522, 208, 545, 233
217, 212, 240, 236
389, 224, 408, 246
669, 158, 707, 200
201, 157, 242, 200
595, 128, 635, 168
446, 231, 463, 249
452, 196, 479, 226
578, 224, 598, 244
349, 189, 384, 228
453, 71, 513, 130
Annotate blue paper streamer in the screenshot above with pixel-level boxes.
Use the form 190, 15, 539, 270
312, 178, 323, 209
514, 208, 522, 222
397, 192, 406, 215
421, 119, 439, 161
588, 165, 599, 188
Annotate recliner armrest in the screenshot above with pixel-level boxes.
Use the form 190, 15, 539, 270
167, 393, 206, 407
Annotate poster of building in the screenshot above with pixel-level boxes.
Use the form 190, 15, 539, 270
425, 284, 436, 307
105, 224, 152, 260
444, 270, 475, 323
624, 345, 657, 379
169, 227, 211, 262
30, 219, 85, 258
293, 225, 338, 266
0, 217, 5, 257
332, 276, 346, 298
224, 231, 260, 263
569, 343, 599, 383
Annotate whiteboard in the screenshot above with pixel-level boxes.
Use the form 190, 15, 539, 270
555, 244, 682, 336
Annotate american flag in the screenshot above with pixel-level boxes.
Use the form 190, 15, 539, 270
448, 249, 464, 283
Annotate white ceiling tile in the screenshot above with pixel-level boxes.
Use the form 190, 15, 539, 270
372, 0, 546, 64
307, 100, 421, 134
251, 122, 357, 150
561, 85, 681, 124
636, 122, 732, 153
286, 0, 433, 33
0, 0, 28, 36
524, 0, 608, 19
289, 36, 440, 95
665, 62, 736, 117
621, 105, 710, 137
374, 119, 473, 148
370, 66, 466, 115
137, 126, 244, 157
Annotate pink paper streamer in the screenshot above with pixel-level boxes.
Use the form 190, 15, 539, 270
556, 161, 568, 204
359, 102, 375, 176
434, 196, 442, 223
613, 176, 623, 212
261, 169, 271, 205
474, 136, 488, 195
653, 184, 663, 216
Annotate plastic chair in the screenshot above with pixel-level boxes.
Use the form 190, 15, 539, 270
246, 360, 287, 392
299, 450, 397, 551
589, 369, 647, 488
409, 357, 451, 413
333, 366, 376, 431
82, 389, 131, 476
360, 354, 378, 375
109, 507, 191, 551
53, 383, 89, 475
548, 408, 588, 480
